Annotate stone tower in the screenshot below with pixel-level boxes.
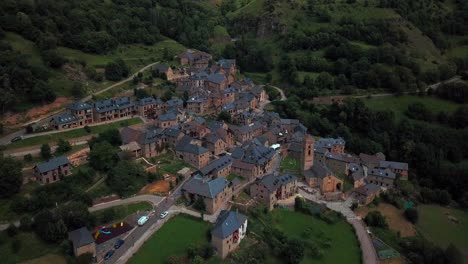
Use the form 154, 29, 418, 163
302, 134, 315, 172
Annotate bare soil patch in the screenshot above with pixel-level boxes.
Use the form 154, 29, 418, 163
140, 177, 176, 195
356, 203, 416, 237
2, 97, 71, 127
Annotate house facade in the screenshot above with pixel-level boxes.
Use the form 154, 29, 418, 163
250, 174, 297, 210
33, 156, 71, 184
68, 227, 96, 257
211, 210, 247, 259
305, 162, 343, 194
182, 176, 232, 214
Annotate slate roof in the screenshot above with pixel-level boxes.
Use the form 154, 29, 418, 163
187, 96, 207, 103
349, 163, 366, 181
67, 101, 92, 111
354, 183, 381, 196
164, 127, 182, 137
175, 136, 208, 155
159, 111, 177, 122
205, 133, 222, 144
199, 156, 233, 176
315, 137, 346, 148
138, 97, 163, 106
120, 127, 141, 144
207, 73, 226, 84
218, 59, 236, 69
114, 97, 134, 110
305, 162, 333, 179
256, 174, 297, 192
359, 153, 385, 165
35, 156, 70, 174
232, 140, 275, 165
139, 127, 164, 144
212, 210, 247, 239
379, 161, 408, 171
94, 99, 116, 112
165, 98, 183, 108
52, 113, 78, 125
182, 176, 229, 198
367, 168, 396, 179
154, 64, 169, 72
68, 227, 94, 249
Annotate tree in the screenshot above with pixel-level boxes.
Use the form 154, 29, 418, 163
445, 243, 463, 264
33, 209, 67, 243
218, 111, 232, 123
41, 49, 67, 68
89, 142, 118, 171
364, 211, 388, 228
56, 139, 72, 154
40, 143, 52, 160
71, 82, 85, 98
404, 208, 418, 224
193, 196, 206, 212
105, 59, 129, 81
31, 81, 56, 103
0, 156, 23, 198
282, 239, 305, 264
23, 153, 33, 162
58, 202, 93, 230
106, 160, 146, 197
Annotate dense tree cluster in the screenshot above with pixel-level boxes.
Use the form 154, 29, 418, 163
0, 42, 56, 112
0, 156, 23, 198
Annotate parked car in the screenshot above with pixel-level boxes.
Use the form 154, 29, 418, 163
138, 215, 149, 226
160, 211, 169, 219
10, 136, 23, 143
104, 250, 114, 260
114, 239, 124, 249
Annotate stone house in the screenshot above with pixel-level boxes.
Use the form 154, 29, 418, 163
176, 136, 210, 169
348, 163, 366, 188
164, 127, 184, 147
120, 127, 166, 158
137, 97, 164, 118
178, 49, 212, 68
231, 140, 276, 180
229, 122, 264, 143
197, 155, 233, 179
33, 156, 71, 184
223, 87, 236, 105
66, 101, 94, 126
315, 137, 346, 154
184, 121, 211, 139
211, 210, 247, 259
182, 176, 232, 214
156, 111, 178, 129
50, 113, 79, 130
187, 96, 208, 114
207, 73, 228, 92
323, 152, 359, 176
203, 133, 227, 156
68, 227, 96, 257
367, 168, 396, 189
304, 162, 343, 194
164, 98, 184, 112
378, 161, 409, 180
217, 59, 237, 76
153, 64, 174, 80
354, 183, 381, 205
249, 85, 267, 104
359, 153, 386, 168
93, 97, 134, 122
250, 174, 298, 211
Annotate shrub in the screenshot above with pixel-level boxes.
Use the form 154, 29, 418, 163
364, 211, 388, 228
6, 224, 18, 237
23, 154, 33, 162
404, 208, 419, 224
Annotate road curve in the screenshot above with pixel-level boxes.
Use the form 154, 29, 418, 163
89, 194, 164, 212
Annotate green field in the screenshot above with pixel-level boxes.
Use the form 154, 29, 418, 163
280, 156, 301, 172
417, 205, 468, 254
0, 232, 60, 264
7, 117, 142, 150
272, 209, 361, 264
364, 95, 462, 120
128, 215, 211, 264
92, 202, 153, 226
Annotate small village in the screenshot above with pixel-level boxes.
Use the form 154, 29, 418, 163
17, 49, 413, 264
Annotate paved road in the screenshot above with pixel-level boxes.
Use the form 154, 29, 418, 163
296, 183, 378, 264
0, 62, 158, 146
99, 197, 174, 264
89, 195, 164, 213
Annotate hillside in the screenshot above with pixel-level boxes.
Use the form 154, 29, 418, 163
0, 0, 466, 118
224, 0, 467, 97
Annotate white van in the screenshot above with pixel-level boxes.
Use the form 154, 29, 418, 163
138, 216, 149, 226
